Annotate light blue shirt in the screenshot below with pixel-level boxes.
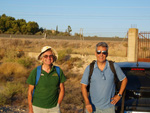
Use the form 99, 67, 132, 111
81, 60, 126, 110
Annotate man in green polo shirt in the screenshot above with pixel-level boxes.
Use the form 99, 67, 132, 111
27, 46, 66, 113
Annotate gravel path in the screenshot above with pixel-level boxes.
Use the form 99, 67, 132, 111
0, 106, 28, 113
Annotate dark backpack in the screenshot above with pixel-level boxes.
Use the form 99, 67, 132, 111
86, 60, 125, 113
87, 60, 120, 92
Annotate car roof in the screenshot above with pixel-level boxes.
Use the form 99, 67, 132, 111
116, 62, 150, 68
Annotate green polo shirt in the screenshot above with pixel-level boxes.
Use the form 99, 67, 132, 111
26, 65, 66, 108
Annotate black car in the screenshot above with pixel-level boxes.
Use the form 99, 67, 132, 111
116, 62, 150, 113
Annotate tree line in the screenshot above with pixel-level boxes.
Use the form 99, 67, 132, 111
0, 14, 80, 36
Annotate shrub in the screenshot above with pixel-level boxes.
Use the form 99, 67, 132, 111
35, 31, 42, 35
0, 62, 28, 81
0, 48, 5, 60
57, 50, 70, 64
22, 40, 32, 46
77, 60, 84, 68
66, 48, 72, 54
11, 39, 23, 46
57, 50, 67, 61
0, 82, 27, 106
61, 42, 69, 48
3, 50, 17, 62
17, 57, 36, 68
57, 48, 74, 64
16, 50, 25, 58
66, 57, 81, 69
61, 78, 83, 112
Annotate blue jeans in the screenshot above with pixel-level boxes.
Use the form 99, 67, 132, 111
86, 106, 115, 113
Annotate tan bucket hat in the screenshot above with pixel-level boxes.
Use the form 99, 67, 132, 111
38, 46, 58, 61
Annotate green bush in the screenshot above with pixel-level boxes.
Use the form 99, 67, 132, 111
57, 48, 73, 62
17, 57, 36, 68
0, 62, 28, 81
57, 50, 67, 61
0, 82, 27, 105
35, 31, 42, 35
57, 50, 71, 64
3, 50, 17, 62
66, 48, 72, 54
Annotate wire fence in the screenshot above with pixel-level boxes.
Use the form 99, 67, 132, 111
0, 34, 128, 41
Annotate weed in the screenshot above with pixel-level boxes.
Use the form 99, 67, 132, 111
0, 62, 28, 81
62, 42, 69, 48
23, 40, 32, 46
0, 82, 27, 106
66, 48, 72, 54
57, 49, 72, 64
142, 47, 148, 51
61, 77, 83, 112
10, 39, 23, 47
0, 37, 129, 112
17, 57, 36, 68
77, 61, 84, 68
0, 48, 5, 60
16, 50, 25, 58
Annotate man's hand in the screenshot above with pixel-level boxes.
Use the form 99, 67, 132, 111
86, 104, 93, 113
81, 84, 93, 113
111, 94, 121, 105
111, 77, 128, 105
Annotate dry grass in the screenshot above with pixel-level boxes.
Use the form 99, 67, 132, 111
0, 38, 127, 56
0, 82, 28, 106
0, 62, 28, 81
61, 77, 83, 113
0, 37, 127, 112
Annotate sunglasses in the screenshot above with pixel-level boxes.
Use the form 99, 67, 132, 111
96, 50, 107, 55
43, 55, 53, 58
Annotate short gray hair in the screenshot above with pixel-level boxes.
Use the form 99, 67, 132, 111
96, 42, 109, 51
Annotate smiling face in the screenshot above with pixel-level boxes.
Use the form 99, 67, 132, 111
41, 50, 54, 66
95, 46, 108, 63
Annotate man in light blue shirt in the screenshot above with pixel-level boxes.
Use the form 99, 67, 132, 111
81, 42, 128, 113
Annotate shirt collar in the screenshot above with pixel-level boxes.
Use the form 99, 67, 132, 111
94, 60, 108, 70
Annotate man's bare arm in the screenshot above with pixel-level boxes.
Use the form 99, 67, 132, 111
28, 85, 34, 113
111, 77, 128, 105
57, 83, 65, 105
81, 84, 93, 113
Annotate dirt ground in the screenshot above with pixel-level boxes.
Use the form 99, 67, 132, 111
0, 38, 128, 113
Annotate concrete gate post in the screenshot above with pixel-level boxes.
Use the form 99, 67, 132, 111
127, 28, 139, 62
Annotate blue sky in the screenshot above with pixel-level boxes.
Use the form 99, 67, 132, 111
0, 0, 150, 37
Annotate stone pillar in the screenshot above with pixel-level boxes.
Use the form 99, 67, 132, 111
128, 28, 138, 62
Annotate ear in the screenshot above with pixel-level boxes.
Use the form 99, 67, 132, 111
41, 57, 44, 62
53, 55, 57, 62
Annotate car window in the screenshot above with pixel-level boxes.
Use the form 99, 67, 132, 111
121, 68, 150, 90
121, 68, 150, 77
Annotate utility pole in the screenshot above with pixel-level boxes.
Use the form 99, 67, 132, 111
80, 28, 83, 40
80, 28, 85, 56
